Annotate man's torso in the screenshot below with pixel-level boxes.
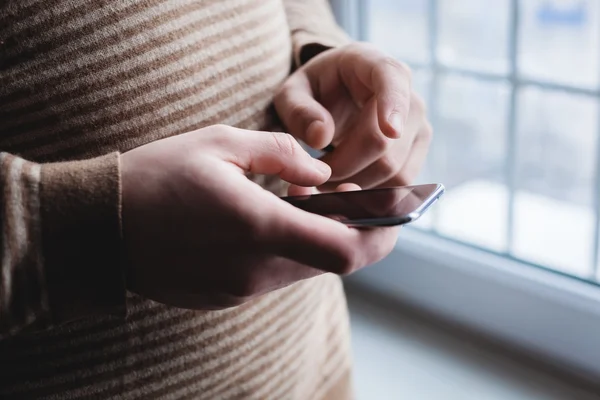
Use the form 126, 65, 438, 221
0, 1, 352, 399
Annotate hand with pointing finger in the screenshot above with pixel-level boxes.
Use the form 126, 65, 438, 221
275, 42, 432, 192
121, 125, 398, 309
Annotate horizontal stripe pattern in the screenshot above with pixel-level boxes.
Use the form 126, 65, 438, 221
0, 0, 352, 399
0, 0, 255, 107
7, 280, 315, 398
11, 13, 291, 158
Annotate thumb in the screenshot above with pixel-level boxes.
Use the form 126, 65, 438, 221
222, 127, 332, 187
274, 73, 335, 150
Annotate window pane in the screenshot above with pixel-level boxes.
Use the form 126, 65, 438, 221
437, 0, 510, 74
513, 88, 597, 276
411, 69, 434, 230
433, 76, 510, 251
413, 68, 433, 102
412, 69, 433, 188
361, 0, 600, 279
518, 0, 600, 88
364, 0, 430, 64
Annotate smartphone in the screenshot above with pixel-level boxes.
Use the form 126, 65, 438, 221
281, 183, 444, 227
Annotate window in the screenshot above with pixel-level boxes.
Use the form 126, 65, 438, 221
357, 0, 600, 279
331, 0, 600, 381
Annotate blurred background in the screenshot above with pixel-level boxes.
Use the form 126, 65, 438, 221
328, 0, 600, 398
363, 0, 599, 276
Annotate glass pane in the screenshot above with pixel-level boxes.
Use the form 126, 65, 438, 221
433, 76, 510, 251
437, 0, 511, 74
513, 88, 597, 276
411, 69, 434, 230
413, 68, 433, 102
518, 0, 600, 88
365, 0, 430, 64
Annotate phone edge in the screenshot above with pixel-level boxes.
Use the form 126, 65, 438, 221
343, 184, 445, 227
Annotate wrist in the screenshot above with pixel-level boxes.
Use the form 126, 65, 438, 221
41, 153, 126, 323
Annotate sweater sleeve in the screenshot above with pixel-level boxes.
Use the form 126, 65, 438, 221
282, 0, 352, 66
0, 152, 125, 338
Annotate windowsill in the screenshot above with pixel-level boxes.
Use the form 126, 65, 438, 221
347, 288, 600, 400
346, 228, 600, 386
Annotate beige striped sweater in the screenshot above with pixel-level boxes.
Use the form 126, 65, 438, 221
0, 1, 354, 399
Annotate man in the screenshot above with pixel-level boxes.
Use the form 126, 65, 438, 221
0, 0, 432, 399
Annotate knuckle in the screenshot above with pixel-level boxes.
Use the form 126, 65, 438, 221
378, 155, 401, 177
205, 124, 236, 148
380, 87, 411, 116
390, 172, 410, 187
271, 132, 298, 158
276, 80, 295, 100
347, 41, 370, 53
211, 123, 231, 133
330, 245, 358, 275
289, 103, 312, 123
341, 42, 372, 66
382, 57, 412, 77
365, 131, 389, 153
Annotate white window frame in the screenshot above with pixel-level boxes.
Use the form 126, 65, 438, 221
330, 0, 600, 381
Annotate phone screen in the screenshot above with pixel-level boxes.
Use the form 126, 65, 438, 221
281, 184, 444, 227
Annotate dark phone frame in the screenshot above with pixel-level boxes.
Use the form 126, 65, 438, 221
281, 184, 445, 227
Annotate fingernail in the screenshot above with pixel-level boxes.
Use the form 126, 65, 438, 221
307, 120, 324, 146
312, 158, 331, 176
388, 113, 403, 138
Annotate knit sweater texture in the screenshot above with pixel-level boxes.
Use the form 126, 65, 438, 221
0, 1, 353, 398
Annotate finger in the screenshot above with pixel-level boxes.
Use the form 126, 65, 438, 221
272, 216, 399, 275
287, 185, 317, 196
320, 92, 425, 190
319, 99, 388, 181
335, 226, 399, 274
330, 186, 412, 218
339, 134, 416, 189
222, 128, 332, 187
274, 72, 335, 150
342, 155, 404, 189
374, 60, 412, 139
286, 183, 360, 197
264, 197, 356, 271
339, 45, 412, 139
249, 256, 323, 296
335, 183, 361, 192
379, 123, 433, 187
255, 190, 390, 274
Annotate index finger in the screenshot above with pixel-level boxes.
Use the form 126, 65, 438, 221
338, 45, 412, 139
273, 72, 336, 150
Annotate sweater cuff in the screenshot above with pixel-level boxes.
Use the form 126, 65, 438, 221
40, 152, 126, 324
292, 28, 351, 67
283, 0, 351, 67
